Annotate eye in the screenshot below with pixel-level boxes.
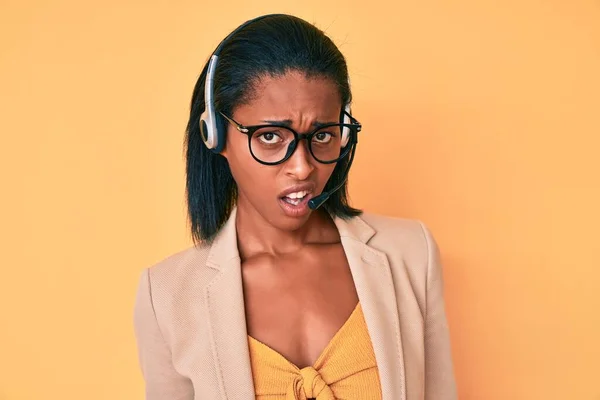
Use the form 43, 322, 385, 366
257, 131, 283, 145
313, 131, 334, 144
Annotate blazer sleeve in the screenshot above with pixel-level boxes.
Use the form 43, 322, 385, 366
133, 268, 194, 400
420, 222, 458, 400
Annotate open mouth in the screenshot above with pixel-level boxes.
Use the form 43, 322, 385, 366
281, 190, 311, 206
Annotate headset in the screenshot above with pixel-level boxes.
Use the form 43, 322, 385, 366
199, 13, 353, 154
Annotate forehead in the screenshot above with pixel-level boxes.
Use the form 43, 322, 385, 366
234, 71, 342, 122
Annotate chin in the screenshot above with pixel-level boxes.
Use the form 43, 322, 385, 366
274, 211, 314, 232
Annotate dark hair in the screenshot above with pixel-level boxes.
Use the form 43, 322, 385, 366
184, 14, 362, 245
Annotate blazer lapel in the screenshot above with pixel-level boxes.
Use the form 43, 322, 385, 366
333, 215, 407, 400
204, 207, 255, 400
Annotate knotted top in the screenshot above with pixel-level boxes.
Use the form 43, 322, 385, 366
287, 367, 335, 400
248, 303, 382, 400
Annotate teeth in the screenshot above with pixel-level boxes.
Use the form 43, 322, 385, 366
282, 190, 310, 206
284, 197, 301, 205
286, 190, 308, 199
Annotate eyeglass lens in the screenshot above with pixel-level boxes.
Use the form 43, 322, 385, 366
249, 125, 349, 163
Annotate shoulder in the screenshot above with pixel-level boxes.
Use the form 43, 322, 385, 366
134, 242, 218, 341
146, 242, 211, 283
137, 241, 218, 311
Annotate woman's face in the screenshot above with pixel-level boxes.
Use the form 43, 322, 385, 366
222, 70, 342, 231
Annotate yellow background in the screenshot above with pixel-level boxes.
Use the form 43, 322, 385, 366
1, 0, 599, 399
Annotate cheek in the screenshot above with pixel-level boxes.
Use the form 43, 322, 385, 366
224, 131, 251, 165
316, 163, 337, 187
224, 134, 273, 191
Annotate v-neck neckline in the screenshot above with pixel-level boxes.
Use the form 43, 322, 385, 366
248, 301, 362, 370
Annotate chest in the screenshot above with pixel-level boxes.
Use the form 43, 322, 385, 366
241, 243, 359, 368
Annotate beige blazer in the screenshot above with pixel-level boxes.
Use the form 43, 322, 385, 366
134, 208, 457, 400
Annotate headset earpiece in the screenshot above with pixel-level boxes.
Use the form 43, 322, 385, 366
199, 55, 224, 153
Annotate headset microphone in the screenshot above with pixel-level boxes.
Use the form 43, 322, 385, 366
308, 143, 357, 210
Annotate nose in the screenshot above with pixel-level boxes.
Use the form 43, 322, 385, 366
284, 140, 315, 181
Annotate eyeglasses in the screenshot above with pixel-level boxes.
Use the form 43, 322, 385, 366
219, 111, 361, 166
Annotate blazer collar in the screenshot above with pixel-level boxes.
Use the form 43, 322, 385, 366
203, 207, 406, 400
332, 212, 376, 244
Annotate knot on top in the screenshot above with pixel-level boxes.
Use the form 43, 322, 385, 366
286, 367, 335, 400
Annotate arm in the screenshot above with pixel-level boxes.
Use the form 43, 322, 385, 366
420, 222, 458, 400
133, 268, 194, 400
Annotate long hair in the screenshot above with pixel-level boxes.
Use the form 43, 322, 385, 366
184, 14, 362, 245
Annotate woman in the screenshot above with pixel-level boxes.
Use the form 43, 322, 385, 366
134, 13, 457, 400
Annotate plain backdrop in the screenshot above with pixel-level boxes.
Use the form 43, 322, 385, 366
1, 0, 599, 399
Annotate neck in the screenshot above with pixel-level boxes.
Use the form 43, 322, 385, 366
234, 196, 339, 261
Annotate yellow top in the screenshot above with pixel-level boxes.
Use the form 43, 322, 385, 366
247, 302, 382, 400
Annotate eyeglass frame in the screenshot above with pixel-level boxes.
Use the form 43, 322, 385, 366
219, 110, 362, 166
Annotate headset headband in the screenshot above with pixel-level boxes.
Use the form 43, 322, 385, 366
199, 14, 353, 153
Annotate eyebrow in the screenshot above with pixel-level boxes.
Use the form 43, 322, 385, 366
260, 119, 338, 128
